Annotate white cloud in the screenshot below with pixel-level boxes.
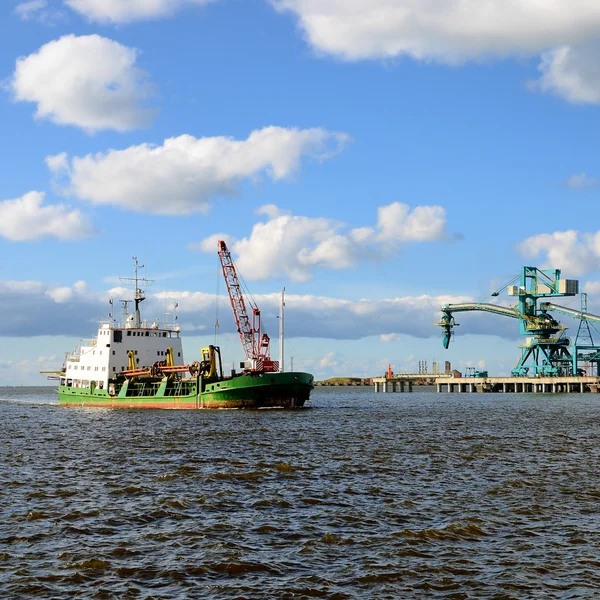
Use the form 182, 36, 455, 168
272, 0, 600, 63
11, 34, 156, 133
518, 230, 600, 276
529, 44, 600, 104
273, 1, 600, 104
0, 191, 95, 241
46, 286, 74, 303
13, 0, 64, 24
380, 333, 401, 342
48, 127, 350, 214
374, 203, 448, 242
318, 352, 338, 368
45, 152, 69, 173
193, 202, 453, 281
14, 0, 47, 20
65, 0, 215, 24
566, 172, 596, 189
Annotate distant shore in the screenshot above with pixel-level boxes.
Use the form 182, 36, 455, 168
315, 377, 434, 387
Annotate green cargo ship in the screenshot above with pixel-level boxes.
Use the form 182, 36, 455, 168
53, 250, 314, 409
58, 349, 314, 409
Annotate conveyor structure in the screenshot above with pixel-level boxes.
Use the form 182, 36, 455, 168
438, 266, 600, 377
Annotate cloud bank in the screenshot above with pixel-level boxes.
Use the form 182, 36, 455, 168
0, 277, 505, 345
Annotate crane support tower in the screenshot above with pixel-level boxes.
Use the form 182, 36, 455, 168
217, 240, 277, 373
438, 266, 600, 377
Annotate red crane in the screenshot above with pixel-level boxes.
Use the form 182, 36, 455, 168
217, 240, 276, 372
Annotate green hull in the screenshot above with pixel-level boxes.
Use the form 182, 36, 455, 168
58, 371, 314, 409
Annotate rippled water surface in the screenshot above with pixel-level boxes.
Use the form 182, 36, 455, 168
2, 386, 600, 599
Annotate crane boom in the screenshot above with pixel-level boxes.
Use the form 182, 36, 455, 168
441, 303, 521, 320
540, 302, 600, 325
217, 240, 272, 371
438, 302, 523, 350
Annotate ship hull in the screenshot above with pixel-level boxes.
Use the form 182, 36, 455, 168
58, 371, 313, 409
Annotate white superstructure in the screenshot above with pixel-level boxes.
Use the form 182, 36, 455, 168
60, 257, 184, 390
63, 322, 184, 390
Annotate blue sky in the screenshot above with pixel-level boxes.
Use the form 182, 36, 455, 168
2, 0, 600, 384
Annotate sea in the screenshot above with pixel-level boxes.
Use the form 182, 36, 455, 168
1, 385, 600, 599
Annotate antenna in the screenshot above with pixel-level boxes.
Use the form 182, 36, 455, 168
120, 300, 130, 321
119, 256, 154, 328
279, 288, 285, 373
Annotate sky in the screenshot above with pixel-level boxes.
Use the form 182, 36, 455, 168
3, 0, 600, 385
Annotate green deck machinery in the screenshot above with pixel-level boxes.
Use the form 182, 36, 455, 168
438, 266, 600, 377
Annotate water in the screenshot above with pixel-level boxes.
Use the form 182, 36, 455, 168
2, 386, 600, 599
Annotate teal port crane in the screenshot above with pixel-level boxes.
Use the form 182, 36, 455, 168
438, 266, 600, 377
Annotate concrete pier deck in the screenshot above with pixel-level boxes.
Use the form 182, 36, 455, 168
437, 376, 600, 394
372, 377, 413, 393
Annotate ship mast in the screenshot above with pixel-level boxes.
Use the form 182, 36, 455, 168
279, 288, 285, 373
120, 257, 153, 328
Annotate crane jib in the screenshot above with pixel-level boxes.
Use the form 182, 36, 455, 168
217, 240, 274, 372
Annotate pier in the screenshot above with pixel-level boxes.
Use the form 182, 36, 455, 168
437, 376, 600, 394
372, 377, 414, 393
373, 361, 459, 393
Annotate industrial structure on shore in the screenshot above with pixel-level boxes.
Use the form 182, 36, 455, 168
375, 266, 600, 394
439, 266, 600, 378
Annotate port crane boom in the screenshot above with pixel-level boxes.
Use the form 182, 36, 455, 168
217, 240, 276, 373
437, 266, 600, 377
540, 302, 600, 325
